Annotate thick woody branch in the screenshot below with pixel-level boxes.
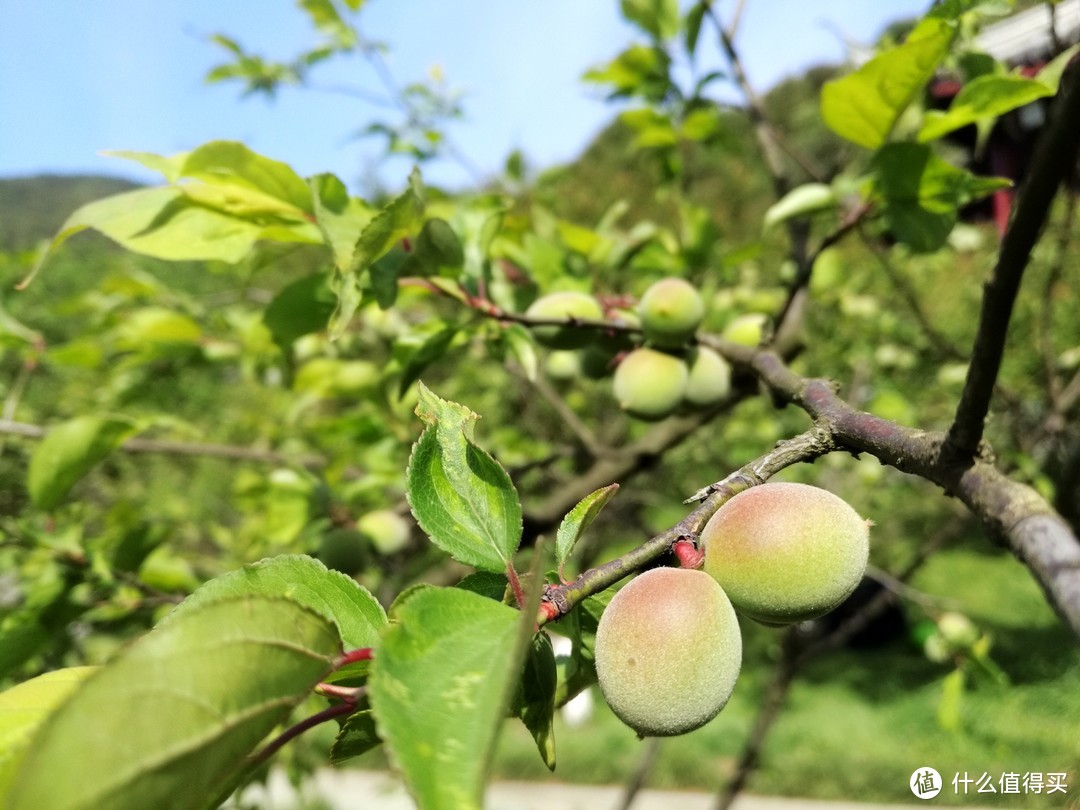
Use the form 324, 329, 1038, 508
695, 337, 1080, 637
946, 62, 1080, 459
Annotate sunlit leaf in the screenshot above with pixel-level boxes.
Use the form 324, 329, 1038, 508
179, 141, 314, 214
918, 75, 1055, 142
28, 416, 139, 510
555, 484, 619, 574
309, 173, 374, 273
0, 667, 95, 797
406, 384, 522, 572
368, 587, 520, 810
160, 554, 386, 654
763, 183, 838, 230
821, 18, 956, 148
329, 168, 424, 338
7, 597, 341, 810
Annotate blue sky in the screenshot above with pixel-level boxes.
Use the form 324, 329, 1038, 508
0, 1, 928, 192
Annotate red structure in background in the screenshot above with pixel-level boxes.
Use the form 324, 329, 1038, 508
927, 0, 1080, 236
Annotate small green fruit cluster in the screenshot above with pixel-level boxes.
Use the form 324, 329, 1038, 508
525, 280, 732, 420
613, 345, 731, 420
700, 482, 870, 624
594, 567, 742, 737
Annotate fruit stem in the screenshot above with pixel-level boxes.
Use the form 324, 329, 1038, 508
671, 538, 705, 569
333, 647, 374, 669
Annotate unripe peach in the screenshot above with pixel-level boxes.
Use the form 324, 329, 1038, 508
357, 509, 411, 555
684, 347, 732, 407
639, 278, 705, 347
594, 567, 742, 737
613, 348, 688, 420
721, 313, 768, 347
544, 350, 582, 382
526, 292, 603, 349
701, 483, 869, 624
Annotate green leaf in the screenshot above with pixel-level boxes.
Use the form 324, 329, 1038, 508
872, 143, 1010, 252
263, 272, 337, 346
821, 18, 956, 148
28, 416, 139, 510
937, 667, 965, 731
159, 554, 385, 654
330, 168, 425, 339
621, 0, 680, 40
406, 384, 523, 572
555, 484, 619, 574
397, 326, 460, 398
7, 597, 341, 810
180, 140, 313, 214
583, 45, 672, 103
456, 571, 510, 601
113, 307, 203, 348
330, 709, 381, 764
368, 587, 521, 810
918, 75, 1055, 142
684, 2, 706, 57
103, 149, 189, 183
309, 173, 374, 273
763, 183, 838, 230
513, 632, 557, 771
0, 667, 95, 797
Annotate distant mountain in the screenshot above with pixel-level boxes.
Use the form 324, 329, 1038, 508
0, 175, 140, 251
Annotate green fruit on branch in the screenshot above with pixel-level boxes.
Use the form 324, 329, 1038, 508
594, 567, 742, 737
545, 350, 582, 382
639, 278, 705, 347
721, 313, 768, 347
357, 509, 411, 555
525, 292, 604, 349
684, 347, 732, 407
936, 612, 979, 648
700, 482, 870, 624
613, 347, 689, 420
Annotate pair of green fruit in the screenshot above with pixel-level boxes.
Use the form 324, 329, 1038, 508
594, 482, 871, 737
527, 278, 732, 419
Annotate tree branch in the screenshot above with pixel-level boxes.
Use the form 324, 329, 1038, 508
696, 337, 1080, 637
946, 62, 1080, 459
0, 419, 326, 469
538, 428, 834, 624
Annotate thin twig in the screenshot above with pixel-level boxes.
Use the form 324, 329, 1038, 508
539, 428, 835, 624
522, 370, 612, 460
0, 419, 326, 469
617, 737, 662, 810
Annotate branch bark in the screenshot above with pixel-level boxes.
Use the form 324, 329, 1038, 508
0, 419, 326, 469
946, 62, 1080, 459
695, 338, 1080, 637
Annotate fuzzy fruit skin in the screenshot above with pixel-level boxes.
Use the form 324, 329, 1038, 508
595, 567, 742, 737
639, 278, 705, 347
684, 347, 732, 407
721, 313, 768, 347
701, 483, 869, 624
613, 348, 689, 420
526, 292, 604, 349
